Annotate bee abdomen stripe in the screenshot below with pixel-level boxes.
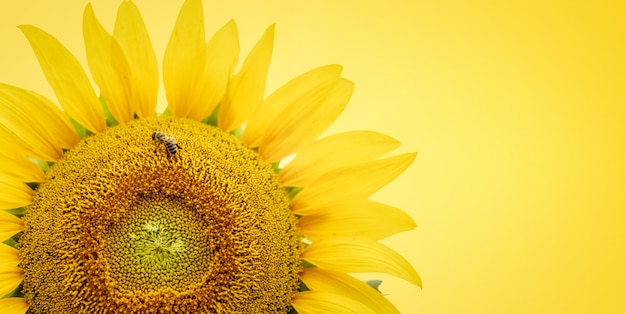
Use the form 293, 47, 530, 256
165, 141, 178, 154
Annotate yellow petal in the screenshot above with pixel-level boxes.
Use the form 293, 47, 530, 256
0, 211, 23, 242
258, 78, 354, 162
163, 0, 206, 118
0, 243, 20, 269
292, 153, 416, 215
19, 25, 106, 134
0, 271, 22, 298
0, 128, 45, 182
187, 20, 240, 121
302, 237, 422, 287
300, 268, 400, 314
0, 244, 23, 299
83, 3, 134, 124
0, 298, 29, 314
291, 291, 374, 314
0, 152, 44, 183
279, 130, 401, 187
113, 0, 158, 118
0, 174, 33, 210
299, 200, 416, 241
218, 24, 274, 132
0, 84, 79, 162
243, 64, 343, 147
28, 92, 80, 150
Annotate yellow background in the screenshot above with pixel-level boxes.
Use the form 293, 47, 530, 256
1, 0, 625, 313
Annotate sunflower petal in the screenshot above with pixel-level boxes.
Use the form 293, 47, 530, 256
83, 3, 134, 124
187, 20, 240, 121
0, 210, 23, 242
113, 0, 158, 118
0, 298, 29, 314
299, 200, 416, 241
302, 238, 422, 287
18, 25, 106, 134
279, 131, 401, 186
300, 268, 401, 314
291, 291, 374, 314
0, 84, 79, 161
242, 64, 343, 147
0, 243, 20, 269
0, 175, 33, 210
28, 92, 80, 150
0, 153, 44, 183
218, 24, 274, 132
0, 128, 45, 182
258, 78, 354, 162
0, 244, 23, 299
0, 272, 22, 298
163, 0, 206, 118
292, 153, 416, 215
0, 298, 28, 314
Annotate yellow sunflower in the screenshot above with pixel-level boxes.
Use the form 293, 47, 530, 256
0, 0, 420, 313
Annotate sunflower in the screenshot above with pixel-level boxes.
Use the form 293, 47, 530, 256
0, 0, 420, 313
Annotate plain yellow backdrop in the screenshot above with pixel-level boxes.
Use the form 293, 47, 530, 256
1, 1, 625, 313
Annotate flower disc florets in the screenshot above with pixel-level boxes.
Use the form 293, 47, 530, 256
19, 117, 302, 313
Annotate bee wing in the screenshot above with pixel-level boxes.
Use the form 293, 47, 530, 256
164, 133, 181, 149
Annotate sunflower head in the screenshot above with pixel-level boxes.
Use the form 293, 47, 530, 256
0, 0, 420, 313
19, 117, 301, 313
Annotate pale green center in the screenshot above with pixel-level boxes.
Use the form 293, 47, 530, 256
131, 220, 184, 267
102, 195, 211, 293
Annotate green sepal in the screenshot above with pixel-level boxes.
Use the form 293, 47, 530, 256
301, 259, 315, 269
270, 162, 281, 174
29, 157, 50, 173
201, 105, 220, 126
1, 284, 24, 299
298, 280, 309, 292
366, 279, 384, 293
229, 124, 244, 139
2, 233, 19, 248
68, 114, 90, 140
99, 95, 119, 127
285, 186, 303, 200
5, 207, 24, 218
26, 182, 38, 191
161, 107, 173, 116
300, 236, 313, 250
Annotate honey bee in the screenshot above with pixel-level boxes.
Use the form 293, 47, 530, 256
151, 132, 182, 156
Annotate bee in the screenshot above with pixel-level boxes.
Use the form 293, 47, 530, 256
151, 132, 182, 156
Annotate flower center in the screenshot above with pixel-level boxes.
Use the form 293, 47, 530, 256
19, 117, 302, 313
102, 195, 211, 293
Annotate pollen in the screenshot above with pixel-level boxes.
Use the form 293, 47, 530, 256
19, 116, 302, 313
